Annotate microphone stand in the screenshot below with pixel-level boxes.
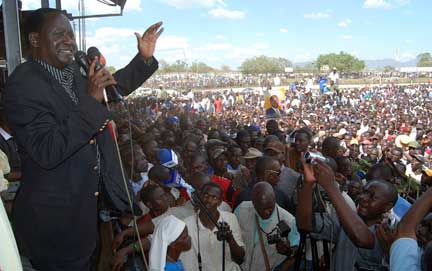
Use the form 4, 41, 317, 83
191, 193, 226, 271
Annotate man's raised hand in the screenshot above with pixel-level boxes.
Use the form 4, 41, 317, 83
135, 22, 164, 61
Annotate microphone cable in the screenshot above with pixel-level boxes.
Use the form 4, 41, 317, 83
103, 76, 149, 270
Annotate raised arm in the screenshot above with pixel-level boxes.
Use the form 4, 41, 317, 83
313, 160, 375, 249
397, 187, 432, 239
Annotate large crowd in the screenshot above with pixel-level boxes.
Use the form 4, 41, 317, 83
3, 7, 432, 271
92, 82, 432, 270
2, 78, 432, 270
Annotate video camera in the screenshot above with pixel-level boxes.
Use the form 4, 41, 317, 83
267, 220, 291, 245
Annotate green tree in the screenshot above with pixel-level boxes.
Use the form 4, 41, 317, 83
190, 62, 215, 73
383, 65, 395, 72
221, 64, 231, 72
239, 55, 292, 74
417, 52, 432, 67
315, 51, 365, 73
159, 60, 189, 73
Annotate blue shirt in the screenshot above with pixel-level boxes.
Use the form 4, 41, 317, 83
390, 238, 422, 271
165, 260, 184, 271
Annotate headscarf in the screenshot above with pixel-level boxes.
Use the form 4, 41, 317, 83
0, 149, 10, 192
149, 215, 186, 271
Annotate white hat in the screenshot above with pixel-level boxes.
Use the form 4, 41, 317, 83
0, 149, 10, 192
149, 215, 186, 271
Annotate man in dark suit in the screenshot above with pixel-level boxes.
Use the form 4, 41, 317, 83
4, 8, 163, 270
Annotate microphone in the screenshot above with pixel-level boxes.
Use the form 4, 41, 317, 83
74, 50, 89, 72
86, 46, 124, 102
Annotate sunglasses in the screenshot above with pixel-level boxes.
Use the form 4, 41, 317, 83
266, 169, 281, 177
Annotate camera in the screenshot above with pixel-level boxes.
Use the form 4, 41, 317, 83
216, 221, 230, 241
304, 151, 328, 164
267, 220, 291, 244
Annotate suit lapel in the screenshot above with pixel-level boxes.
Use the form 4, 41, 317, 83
29, 61, 77, 108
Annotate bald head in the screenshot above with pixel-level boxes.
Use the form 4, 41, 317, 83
252, 182, 276, 219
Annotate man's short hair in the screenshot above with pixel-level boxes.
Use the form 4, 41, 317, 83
255, 156, 278, 177
200, 181, 223, 197
24, 8, 65, 48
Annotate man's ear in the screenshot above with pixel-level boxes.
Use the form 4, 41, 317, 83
28, 32, 40, 48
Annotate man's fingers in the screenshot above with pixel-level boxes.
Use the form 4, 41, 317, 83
88, 59, 97, 77
155, 27, 164, 39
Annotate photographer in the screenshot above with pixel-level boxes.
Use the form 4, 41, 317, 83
297, 159, 398, 271
180, 182, 245, 271
234, 182, 300, 271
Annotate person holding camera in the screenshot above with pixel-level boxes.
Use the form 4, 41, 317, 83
297, 158, 399, 271
234, 182, 300, 271
180, 182, 245, 271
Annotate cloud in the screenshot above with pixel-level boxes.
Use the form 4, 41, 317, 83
395, 0, 410, 5
363, 0, 410, 9
157, 36, 190, 50
208, 8, 245, 19
224, 45, 269, 61
363, 0, 391, 9
341, 35, 353, 40
159, 0, 225, 9
303, 12, 331, 19
215, 34, 226, 40
195, 43, 233, 51
280, 28, 289, 33
21, 0, 40, 10
293, 53, 314, 63
395, 52, 416, 62
86, 27, 190, 67
405, 39, 414, 44
338, 19, 352, 28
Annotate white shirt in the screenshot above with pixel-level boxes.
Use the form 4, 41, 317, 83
234, 202, 300, 271
0, 128, 12, 141
180, 211, 245, 271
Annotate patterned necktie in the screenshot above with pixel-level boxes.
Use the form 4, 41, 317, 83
61, 66, 79, 105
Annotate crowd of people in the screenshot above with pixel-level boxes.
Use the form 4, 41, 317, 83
93, 81, 432, 271
1, 7, 432, 271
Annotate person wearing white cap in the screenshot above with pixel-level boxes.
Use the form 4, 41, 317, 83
149, 215, 191, 271
0, 149, 23, 271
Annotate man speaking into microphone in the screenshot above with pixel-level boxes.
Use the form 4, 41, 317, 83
4, 8, 162, 271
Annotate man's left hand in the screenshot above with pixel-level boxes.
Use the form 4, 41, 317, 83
135, 22, 164, 60
276, 239, 292, 256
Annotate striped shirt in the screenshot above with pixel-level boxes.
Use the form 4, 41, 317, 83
34, 59, 79, 104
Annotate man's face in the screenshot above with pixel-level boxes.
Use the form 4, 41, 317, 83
270, 97, 278, 108
390, 149, 402, 162
147, 187, 169, 217
135, 148, 149, 173
34, 13, 76, 68
229, 148, 242, 169
214, 154, 228, 171
264, 161, 281, 187
416, 217, 432, 247
253, 197, 276, 220
200, 186, 222, 212
357, 182, 391, 221
238, 136, 251, 154
348, 181, 362, 200
294, 133, 310, 153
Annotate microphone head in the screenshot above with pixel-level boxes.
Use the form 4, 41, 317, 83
87, 46, 100, 59
74, 51, 88, 72
87, 46, 106, 66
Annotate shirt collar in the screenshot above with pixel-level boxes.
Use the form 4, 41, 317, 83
0, 128, 12, 141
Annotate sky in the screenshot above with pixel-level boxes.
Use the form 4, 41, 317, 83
22, 0, 431, 70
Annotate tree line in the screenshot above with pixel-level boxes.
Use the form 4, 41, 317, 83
151, 51, 432, 74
